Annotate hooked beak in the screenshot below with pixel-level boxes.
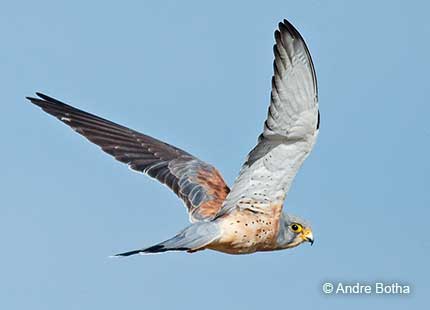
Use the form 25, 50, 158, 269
301, 228, 314, 246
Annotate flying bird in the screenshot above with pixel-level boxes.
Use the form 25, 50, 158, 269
27, 19, 319, 256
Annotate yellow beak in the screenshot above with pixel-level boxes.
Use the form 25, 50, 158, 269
301, 228, 314, 245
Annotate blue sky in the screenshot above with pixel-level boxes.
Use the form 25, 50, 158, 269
1, 0, 428, 309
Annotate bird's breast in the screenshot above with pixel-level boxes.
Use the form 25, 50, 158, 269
207, 206, 282, 254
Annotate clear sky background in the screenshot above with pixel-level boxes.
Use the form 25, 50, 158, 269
1, 0, 428, 309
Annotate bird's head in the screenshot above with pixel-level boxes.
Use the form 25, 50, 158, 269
277, 213, 314, 249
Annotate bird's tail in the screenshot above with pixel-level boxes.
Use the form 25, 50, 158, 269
113, 222, 220, 256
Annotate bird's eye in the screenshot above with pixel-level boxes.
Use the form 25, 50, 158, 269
290, 223, 303, 233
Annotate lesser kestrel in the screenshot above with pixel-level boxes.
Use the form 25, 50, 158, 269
28, 19, 319, 255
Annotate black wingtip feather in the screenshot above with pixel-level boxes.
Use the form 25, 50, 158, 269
279, 19, 300, 40
277, 18, 318, 96
26, 96, 48, 109
283, 19, 294, 28
26, 92, 67, 108
36, 92, 68, 105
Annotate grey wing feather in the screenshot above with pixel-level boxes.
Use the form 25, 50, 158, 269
221, 19, 319, 215
27, 93, 229, 222
265, 20, 318, 139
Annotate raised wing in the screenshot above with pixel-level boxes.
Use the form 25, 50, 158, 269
27, 93, 229, 222
221, 19, 319, 216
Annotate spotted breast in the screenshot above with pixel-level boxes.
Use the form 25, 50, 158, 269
207, 204, 283, 254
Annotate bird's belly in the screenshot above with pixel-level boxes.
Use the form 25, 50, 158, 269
207, 209, 280, 254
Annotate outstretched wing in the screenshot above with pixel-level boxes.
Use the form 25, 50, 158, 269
27, 93, 229, 222
221, 19, 319, 216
